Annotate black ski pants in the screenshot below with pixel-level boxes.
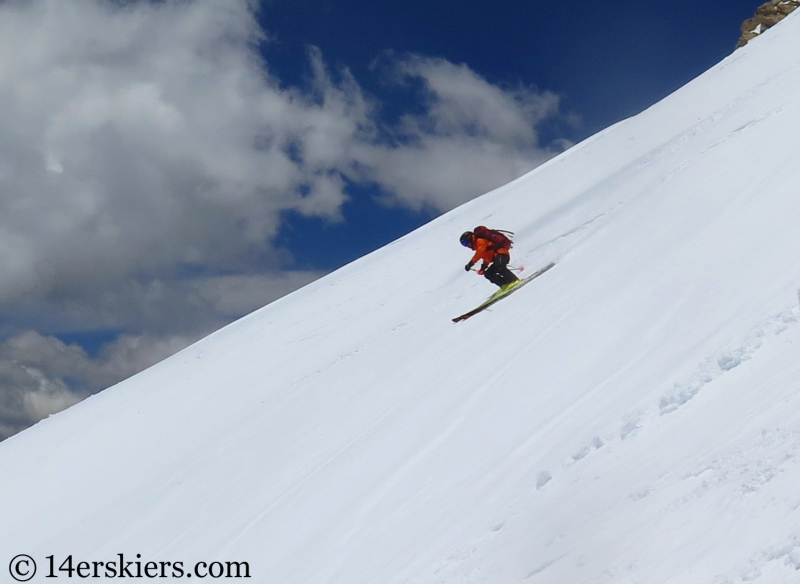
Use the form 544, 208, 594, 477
484, 254, 519, 287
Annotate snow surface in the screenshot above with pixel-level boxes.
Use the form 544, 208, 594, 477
4, 14, 800, 584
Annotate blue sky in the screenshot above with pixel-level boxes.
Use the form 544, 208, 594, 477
264, 0, 758, 269
260, 0, 754, 138
0, 0, 765, 438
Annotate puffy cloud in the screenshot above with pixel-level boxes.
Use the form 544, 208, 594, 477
0, 0, 569, 316
0, 0, 573, 439
0, 330, 194, 440
354, 55, 572, 211
396, 56, 560, 147
1, 1, 342, 299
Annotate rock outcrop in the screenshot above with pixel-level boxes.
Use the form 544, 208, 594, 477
736, 0, 800, 48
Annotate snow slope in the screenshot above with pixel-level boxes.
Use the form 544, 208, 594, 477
4, 14, 800, 584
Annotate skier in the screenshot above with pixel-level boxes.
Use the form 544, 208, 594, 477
460, 227, 520, 292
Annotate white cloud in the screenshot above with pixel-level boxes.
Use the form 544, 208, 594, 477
0, 0, 570, 312
0, 269, 325, 440
0, 0, 573, 438
396, 56, 560, 147
0, 329, 200, 440
354, 55, 572, 211
0, 0, 356, 308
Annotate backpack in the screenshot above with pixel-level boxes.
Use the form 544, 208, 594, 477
473, 226, 513, 250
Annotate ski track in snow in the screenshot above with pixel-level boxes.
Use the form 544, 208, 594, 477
658, 305, 800, 415
733, 535, 800, 583
707, 428, 800, 583
529, 302, 800, 533
523, 204, 624, 263
514, 323, 800, 584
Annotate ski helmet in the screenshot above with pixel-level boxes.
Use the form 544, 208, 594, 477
460, 231, 473, 247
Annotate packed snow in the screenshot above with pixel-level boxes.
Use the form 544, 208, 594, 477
4, 12, 800, 584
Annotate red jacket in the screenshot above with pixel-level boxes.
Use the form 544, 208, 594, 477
469, 236, 509, 266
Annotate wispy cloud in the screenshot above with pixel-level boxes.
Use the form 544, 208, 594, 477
0, 0, 573, 439
350, 54, 573, 211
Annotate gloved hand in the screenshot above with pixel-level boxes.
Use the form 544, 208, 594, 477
480, 263, 489, 272
465, 262, 474, 271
